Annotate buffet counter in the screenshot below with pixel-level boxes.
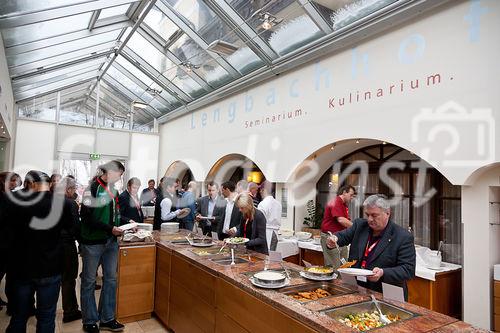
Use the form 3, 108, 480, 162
116, 231, 483, 332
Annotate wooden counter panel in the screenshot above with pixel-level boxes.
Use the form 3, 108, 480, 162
408, 278, 432, 309
154, 246, 171, 327
117, 246, 155, 321
495, 281, 500, 298
215, 309, 250, 333
169, 279, 215, 333
171, 253, 216, 306
216, 278, 317, 333
408, 270, 461, 319
495, 314, 500, 332
494, 297, 500, 314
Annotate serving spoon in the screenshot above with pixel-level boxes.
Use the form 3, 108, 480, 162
371, 295, 391, 325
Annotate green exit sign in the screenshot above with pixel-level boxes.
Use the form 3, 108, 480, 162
90, 153, 101, 160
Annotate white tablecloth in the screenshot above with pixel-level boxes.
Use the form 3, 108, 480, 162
275, 238, 323, 258
415, 262, 461, 281
275, 238, 299, 258
297, 240, 323, 252
415, 245, 461, 281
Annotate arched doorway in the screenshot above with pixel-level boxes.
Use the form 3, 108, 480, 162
206, 154, 266, 186
315, 142, 462, 264
164, 160, 195, 190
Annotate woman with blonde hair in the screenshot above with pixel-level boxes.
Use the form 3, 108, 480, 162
230, 193, 268, 254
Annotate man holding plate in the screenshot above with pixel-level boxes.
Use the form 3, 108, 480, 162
327, 194, 415, 300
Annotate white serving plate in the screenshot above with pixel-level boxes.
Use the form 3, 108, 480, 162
338, 268, 374, 276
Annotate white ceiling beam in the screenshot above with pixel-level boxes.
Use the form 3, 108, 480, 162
0, 0, 137, 29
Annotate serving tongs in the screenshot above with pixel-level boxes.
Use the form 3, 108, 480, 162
280, 262, 291, 280
371, 295, 391, 324
217, 241, 227, 254
328, 231, 346, 265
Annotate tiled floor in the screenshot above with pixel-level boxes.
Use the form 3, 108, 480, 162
0, 271, 170, 333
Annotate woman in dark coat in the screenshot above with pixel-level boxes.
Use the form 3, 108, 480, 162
233, 193, 268, 255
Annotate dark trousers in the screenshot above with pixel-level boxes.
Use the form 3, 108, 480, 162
61, 241, 79, 316
7, 275, 61, 333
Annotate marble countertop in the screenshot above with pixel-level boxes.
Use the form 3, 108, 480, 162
151, 230, 484, 333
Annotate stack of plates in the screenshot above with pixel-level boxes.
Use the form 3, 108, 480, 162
136, 223, 153, 232
141, 206, 155, 217
161, 222, 179, 234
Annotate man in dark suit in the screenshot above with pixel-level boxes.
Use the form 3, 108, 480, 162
327, 194, 415, 300
195, 181, 223, 235
2, 171, 78, 332
215, 181, 242, 240
140, 179, 158, 207
119, 177, 144, 225
153, 179, 164, 230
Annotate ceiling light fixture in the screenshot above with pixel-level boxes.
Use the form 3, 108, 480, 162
382, 141, 387, 145
146, 87, 162, 96
132, 101, 148, 109
258, 12, 282, 30
330, 143, 336, 150
181, 61, 200, 73
356, 139, 360, 144
207, 40, 239, 56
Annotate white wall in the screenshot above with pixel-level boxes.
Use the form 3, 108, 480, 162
462, 164, 500, 329
13, 120, 160, 190
0, 34, 16, 170
13, 120, 57, 175
129, 132, 159, 189
0, 34, 14, 137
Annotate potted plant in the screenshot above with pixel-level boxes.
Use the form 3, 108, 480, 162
302, 200, 323, 237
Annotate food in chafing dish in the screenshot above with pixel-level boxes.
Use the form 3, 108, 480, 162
193, 250, 211, 256
290, 288, 331, 301
304, 266, 334, 274
191, 237, 212, 244
339, 260, 357, 269
338, 311, 401, 331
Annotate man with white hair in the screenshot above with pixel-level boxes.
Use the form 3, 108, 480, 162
327, 194, 416, 300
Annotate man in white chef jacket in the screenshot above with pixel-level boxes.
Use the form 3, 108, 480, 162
257, 181, 282, 251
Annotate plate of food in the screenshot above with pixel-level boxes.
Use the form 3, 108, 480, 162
337, 268, 374, 276
225, 237, 250, 245
197, 216, 215, 220
339, 260, 357, 269
176, 208, 191, 219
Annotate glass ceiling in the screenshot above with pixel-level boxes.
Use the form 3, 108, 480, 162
0, 0, 401, 127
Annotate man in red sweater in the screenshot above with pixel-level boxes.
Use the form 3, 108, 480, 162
320, 185, 356, 269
